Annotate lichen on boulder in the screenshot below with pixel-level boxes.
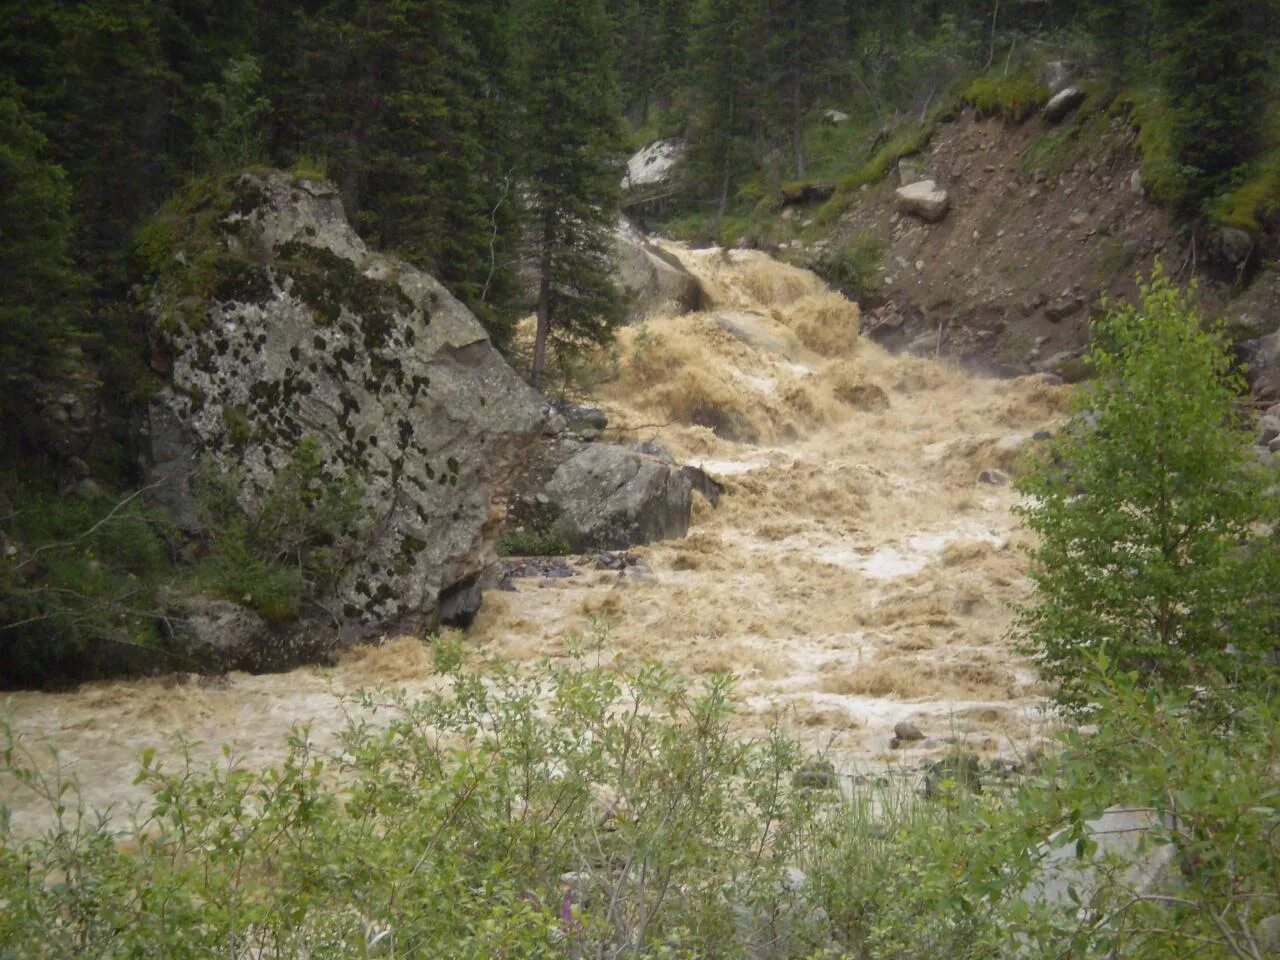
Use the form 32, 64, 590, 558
144, 170, 545, 654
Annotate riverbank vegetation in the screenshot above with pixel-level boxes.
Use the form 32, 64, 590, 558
3, 645, 1277, 958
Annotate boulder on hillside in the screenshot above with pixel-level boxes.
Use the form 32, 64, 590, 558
1239, 332, 1280, 402
621, 139, 686, 205
895, 179, 950, 223
144, 170, 545, 665
1043, 86, 1086, 122
613, 218, 703, 324
507, 436, 720, 553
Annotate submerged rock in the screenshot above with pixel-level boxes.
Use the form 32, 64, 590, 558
145, 170, 544, 662
508, 436, 713, 553
613, 218, 702, 324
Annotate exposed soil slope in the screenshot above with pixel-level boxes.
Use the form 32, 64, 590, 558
774, 110, 1280, 377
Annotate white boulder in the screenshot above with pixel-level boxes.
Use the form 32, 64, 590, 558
895, 179, 950, 223
621, 139, 686, 200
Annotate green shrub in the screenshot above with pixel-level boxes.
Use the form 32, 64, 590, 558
497, 528, 571, 557
1014, 267, 1280, 709
195, 437, 369, 621
1, 650, 825, 959
1213, 153, 1280, 233
811, 233, 884, 303
1007, 668, 1280, 959
288, 154, 329, 180
3, 645, 1276, 957
0, 477, 174, 685
959, 72, 1050, 123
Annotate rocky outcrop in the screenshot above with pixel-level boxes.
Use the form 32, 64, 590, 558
613, 219, 703, 324
544, 443, 695, 551
507, 434, 719, 553
145, 170, 545, 659
894, 179, 950, 223
621, 139, 686, 205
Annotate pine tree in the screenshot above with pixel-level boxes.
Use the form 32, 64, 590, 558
517, 0, 625, 388
686, 0, 766, 213
763, 0, 847, 180
269, 0, 523, 340
1157, 0, 1273, 215
1014, 269, 1280, 709
611, 0, 692, 124
0, 91, 84, 456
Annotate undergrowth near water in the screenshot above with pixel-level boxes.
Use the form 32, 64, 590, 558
2, 641, 1276, 959
0, 438, 369, 684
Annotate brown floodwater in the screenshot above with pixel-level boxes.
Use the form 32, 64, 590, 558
2, 242, 1070, 836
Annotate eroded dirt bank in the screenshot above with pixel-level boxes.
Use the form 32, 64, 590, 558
2, 243, 1069, 835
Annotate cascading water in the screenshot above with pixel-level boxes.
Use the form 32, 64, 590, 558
2, 242, 1071, 836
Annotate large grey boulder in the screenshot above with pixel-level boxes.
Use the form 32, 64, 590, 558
1019, 806, 1178, 915
895, 179, 950, 223
507, 438, 706, 553
621, 139, 686, 204
145, 170, 545, 649
613, 218, 702, 324
546, 443, 695, 551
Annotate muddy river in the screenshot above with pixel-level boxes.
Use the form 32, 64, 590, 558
2, 242, 1070, 835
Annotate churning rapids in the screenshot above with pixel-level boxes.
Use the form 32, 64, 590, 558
2, 242, 1072, 835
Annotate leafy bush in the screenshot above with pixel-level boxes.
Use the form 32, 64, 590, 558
811, 234, 884, 304
3, 643, 1277, 957
0, 479, 174, 685
1, 649, 826, 959
1014, 268, 1280, 709
195, 437, 368, 621
1007, 668, 1280, 960
1, 437, 370, 681
497, 528, 571, 558
1213, 153, 1280, 233
959, 72, 1050, 123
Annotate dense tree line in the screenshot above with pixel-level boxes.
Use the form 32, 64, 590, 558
3, 0, 1275, 471
611, 0, 1275, 224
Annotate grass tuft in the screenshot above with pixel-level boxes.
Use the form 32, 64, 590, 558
959, 72, 1050, 123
